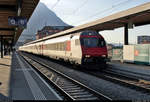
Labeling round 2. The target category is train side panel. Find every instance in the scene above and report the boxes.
[43,36,68,60]
[70,34,82,64]
[42,33,82,64]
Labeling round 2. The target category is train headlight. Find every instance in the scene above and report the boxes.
[102,55,106,57]
[85,55,90,57]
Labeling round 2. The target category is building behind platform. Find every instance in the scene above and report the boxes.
[36,26,73,39]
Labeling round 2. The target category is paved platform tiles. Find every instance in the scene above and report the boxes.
[0,55,12,101]
[0,52,62,100]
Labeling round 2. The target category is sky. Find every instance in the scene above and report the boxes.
[40,0,150,44]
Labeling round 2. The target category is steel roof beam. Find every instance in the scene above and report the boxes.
[0,5,16,12]
[0,28,15,31]
[0,35,13,37]
[135,21,150,26]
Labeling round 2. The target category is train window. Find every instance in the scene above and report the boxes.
[60,43,62,51]
[64,42,66,51]
[45,44,46,50]
[100,39,106,47]
[58,43,60,51]
[50,44,52,50]
[62,42,64,51]
[57,43,59,50]
[52,44,54,50]
[56,43,59,51]
[56,43,58,50]
[55,44,56,50]
[55,43,57,50]
[45,44,47,50]
[47,44,50,50]
[55,43,56,50]
[47,44,49,50]
[61,43,63,51]
[75,39,80,46]
[64,42,67,51]
[62,43,64,51]
[60,43,61,51]
[51,44,53,50]
[81,37,106,48]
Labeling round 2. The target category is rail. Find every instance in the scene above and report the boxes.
[19,52,112,101]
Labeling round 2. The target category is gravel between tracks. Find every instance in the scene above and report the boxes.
[108,62,150,81]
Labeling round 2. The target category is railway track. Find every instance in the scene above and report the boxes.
[84,68,150,94]
[19,52,150,97]
[19,52,112,101]
[107,65,150,81]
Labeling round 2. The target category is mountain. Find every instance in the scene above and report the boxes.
[18,2,69,42]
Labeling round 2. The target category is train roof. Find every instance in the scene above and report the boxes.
[24,30,96,45]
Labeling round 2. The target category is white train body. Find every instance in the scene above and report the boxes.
[19,32,83,64]
[19,30,108,65]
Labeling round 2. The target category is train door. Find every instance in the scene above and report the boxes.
[38,42,43,55]
[39,43,42,55]
[65,40,66,57]
[42,41,46,56]
[65,35,72,60]
[41,43,43,56]
[40,41,45,55]
[35,43,39,54]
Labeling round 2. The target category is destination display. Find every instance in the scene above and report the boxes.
[8,16,27,28]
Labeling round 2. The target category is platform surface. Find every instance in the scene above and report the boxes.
[0,55,11,96]
[0,52,62,100]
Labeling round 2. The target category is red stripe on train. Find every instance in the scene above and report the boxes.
[66,41,71,51]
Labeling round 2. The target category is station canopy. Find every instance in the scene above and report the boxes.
[0,0,39,44]
[28,2,150,44]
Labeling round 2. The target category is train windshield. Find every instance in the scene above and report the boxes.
[81,37,106,48]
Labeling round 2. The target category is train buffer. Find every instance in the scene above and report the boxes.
[0,52,62,100]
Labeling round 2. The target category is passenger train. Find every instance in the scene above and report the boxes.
[19,30,108,67]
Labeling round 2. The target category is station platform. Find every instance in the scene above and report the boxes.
[0,52,62,100]
[0,55,12,101]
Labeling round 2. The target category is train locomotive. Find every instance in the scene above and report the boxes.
[19,30,108,68]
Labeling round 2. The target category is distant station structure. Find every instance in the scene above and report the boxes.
[0,0,39,58]
[138,36,150,44]
[36,26,73,39]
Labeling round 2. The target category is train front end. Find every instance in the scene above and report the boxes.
[80,31,108,67]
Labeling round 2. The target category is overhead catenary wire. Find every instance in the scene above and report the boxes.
[51,0,61,10]
[72,0,89,14]
[71,0,134,25]
[63,0,89,21]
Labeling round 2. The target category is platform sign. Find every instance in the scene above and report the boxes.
[8,16,27,28]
